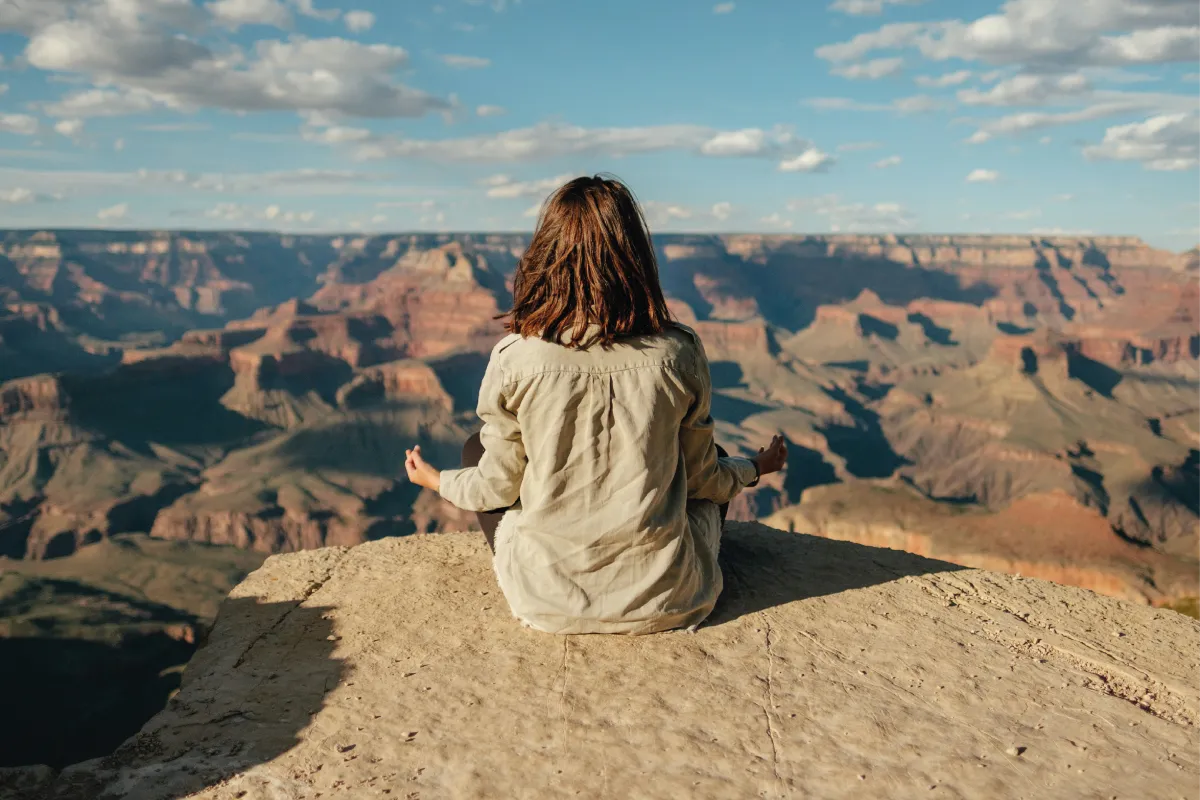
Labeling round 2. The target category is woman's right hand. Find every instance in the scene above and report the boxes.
[753,434,788,476]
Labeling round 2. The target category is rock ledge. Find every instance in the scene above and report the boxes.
[14,523,1199,799]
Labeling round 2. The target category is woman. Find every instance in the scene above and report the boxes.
[404,175,787,635]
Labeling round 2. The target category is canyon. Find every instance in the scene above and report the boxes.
[1,229,1196,609]
[2,227,1197,775]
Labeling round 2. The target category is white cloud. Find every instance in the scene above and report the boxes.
[289,0,339,21]
[817,1,1200,69]
[203,201,316,224]
[21,2,450,121]
[1003,208,1041,220]
[1039,135,1052,144]
[778,148,835,172]
[713,2,735,12]
[476,104,506,117]
[1083,112,1199,170]
[829,0,928,15]
[787,193,915,231]
[962,92,1197,140]
[1053,193,1074,201]
[53,117,83,138]
[805,94,946,113]
[0,187,53,204]
[440,54,491,69]
[97,202,129,220]
[958,73,1091,106]
[306,121,831,168]
[207,0,291,29]
[343,10,374,32]
[0,113,39,135]
[481,173,572,198]
[915,69,972,87]
[966,168,999,182]
[760,212,793,228]
[711,201,733,220]
[832,57,904,79]
[873,155,902,168]
[965,130,992,144]
[114,137,125,151]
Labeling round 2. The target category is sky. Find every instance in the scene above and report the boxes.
[0,0,1197,250]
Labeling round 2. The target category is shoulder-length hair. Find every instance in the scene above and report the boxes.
[501,174,672,349]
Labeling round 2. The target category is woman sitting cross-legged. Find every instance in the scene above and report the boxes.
[404,174,787,635]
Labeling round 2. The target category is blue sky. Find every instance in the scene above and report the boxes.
[0,0,1197,249]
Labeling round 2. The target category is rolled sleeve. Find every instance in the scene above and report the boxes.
[680,338,757,505]
[438,353,526,513]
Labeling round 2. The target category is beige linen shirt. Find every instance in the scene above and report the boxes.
[438,322,758,635]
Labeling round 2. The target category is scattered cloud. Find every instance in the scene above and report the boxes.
[207,0,292,30]
[778,148,835,172]
[97,202,129,220]
[1,187,58,204]
[440,54,491,69]
[476,104,506,117]
[957,73,1091,106]
[805,94,946,113]
[832,57,904,80]
[787,193,915,231]
[713,2,735,13]
[480,173,572,198]
[113,137,125,151]
[818,1,1200,69]
[201,201,316,224]
[873,155,902,168]
[18,2,450,121]
[966,168,999,183]
[711,201,733,221]
[53,118,84,138]
[915,69,972,87]
[759,212,793,229]
[828,0,928,16]
[0,114,39,135]
[303,120,833,170]
[343,10,375,32]
[1053,193,1074,201]
[1083,112,1199,171]
[289,0,340,22]
[1003,208,1041,220]
[138,122,212,132]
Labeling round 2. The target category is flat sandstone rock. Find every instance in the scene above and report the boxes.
[25,522,1200,799]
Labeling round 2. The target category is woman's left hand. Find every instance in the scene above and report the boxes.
[405,445,441,492]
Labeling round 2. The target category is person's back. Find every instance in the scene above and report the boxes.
[404,175,787,634]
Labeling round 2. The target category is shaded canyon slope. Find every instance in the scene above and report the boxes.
[1,230,1197,609]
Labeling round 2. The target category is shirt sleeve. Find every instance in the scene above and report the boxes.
[438,352,526,513]
[679,336,758,504]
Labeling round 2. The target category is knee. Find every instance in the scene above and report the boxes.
[461,431,484,468]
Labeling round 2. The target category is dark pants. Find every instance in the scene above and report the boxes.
[460,433,730,554]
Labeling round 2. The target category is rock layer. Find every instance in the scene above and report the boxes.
[19,523,1199,800]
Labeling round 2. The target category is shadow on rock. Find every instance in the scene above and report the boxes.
[9,597,343,800]
[706,523,966,626]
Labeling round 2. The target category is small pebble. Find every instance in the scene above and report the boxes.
[336,744,355,753]
[857,775,865,781]
[1005,746,1026,757]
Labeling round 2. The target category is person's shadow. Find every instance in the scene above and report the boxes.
[4,597,343,800]
[705,521,966,626]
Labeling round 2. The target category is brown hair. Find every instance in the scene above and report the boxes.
[502,174,672,349]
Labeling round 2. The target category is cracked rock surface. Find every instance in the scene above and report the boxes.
[18,522,1199,799]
